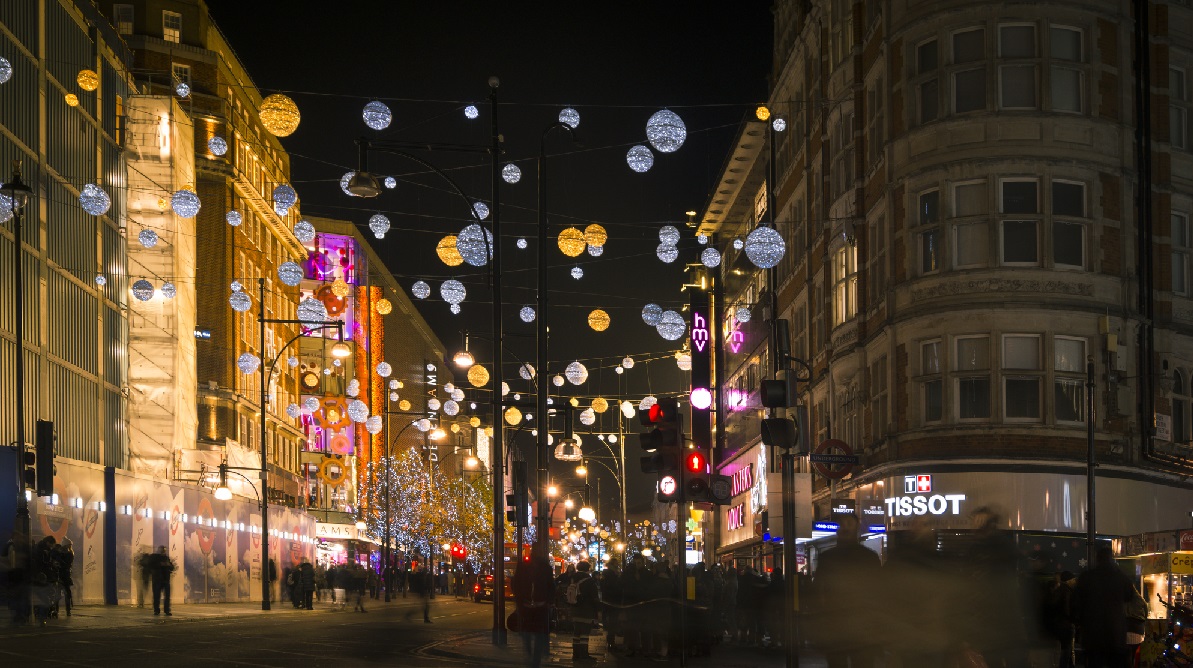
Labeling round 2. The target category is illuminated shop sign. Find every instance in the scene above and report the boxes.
[691,311,709,353]
[731,464,754,497]
[885,474,966,517]
[727,504,746,531]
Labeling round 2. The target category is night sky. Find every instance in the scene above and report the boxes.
[203,0,774,515]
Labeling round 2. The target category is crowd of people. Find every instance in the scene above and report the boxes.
[3,535,75,625]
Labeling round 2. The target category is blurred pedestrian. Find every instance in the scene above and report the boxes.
[148,545,175,616]
[54,539,74,617]
[883,518,953,668]
[600,561,622,647]
[352,563,368,612]
[564,560,600,662]
[512,545,554,668]
[809,513,881,668]
[1072,546,1135,668]
[299,558,315,610]
[963,507,1029,668]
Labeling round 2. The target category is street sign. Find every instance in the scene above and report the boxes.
[811,439,856,480]
[809,453,860,465]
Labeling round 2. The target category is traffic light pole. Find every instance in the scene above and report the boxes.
[675,415,687,668]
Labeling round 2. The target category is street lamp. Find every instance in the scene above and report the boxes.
[453,332,475,368]
[577,506,596,523]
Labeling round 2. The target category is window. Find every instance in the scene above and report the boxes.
[1002,220,1039,264]
[954,69,987,113]
[171,63,191,87]
[1174,212,1190,295]
[1173,68,1188,149]
[1050,27,1084,113]
[920,80,940,124]
[954,181,987,217]
[1003,335,1041,420]
[918,189,940,226]
[955,336,991,419]
[953,29,985,63]
[114,4,134,34]
[832,245,858,325]
[830,113,855,199]
[1053,222,1084,268]
[162,10,181,43]
[917,40,940,124]
[866,79,885,165]
[1054,337,1086,423]
[1052,181,1085,217]
[921,229,940,274]
[999,25,1038,109]
[922,340,943,422]
[954,222,988,268]
[1001,179,1039,213]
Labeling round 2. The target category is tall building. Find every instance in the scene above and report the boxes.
[705,0,1193,570]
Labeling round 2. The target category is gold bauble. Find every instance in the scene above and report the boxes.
[437,235,464,267]
[583,224,608,247]
[470,416,481,428]
[569,397,579,408]
[376,298,393,315]
[557,227,586,257]
[77,69,99,92]
[450,423,461,433]
[64,94,79,107]
[467,365,490,388]
[485,427,494,438]
[591,397,609,413]
[331,277,350,297]
[755,105,771,121]
[504,406,523,426]
[259,93,301,137]
[398,399,412,411]
[587,309,610,332]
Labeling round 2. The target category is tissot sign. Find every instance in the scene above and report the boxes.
[884,474,967,523]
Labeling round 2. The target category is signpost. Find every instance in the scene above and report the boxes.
[810,439,857,479]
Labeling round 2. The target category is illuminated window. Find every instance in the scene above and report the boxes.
[162,10,181,43]
[113,4,133,35]
[831,245,857,326]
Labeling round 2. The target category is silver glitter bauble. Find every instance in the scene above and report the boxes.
[428,398,441,411]
[388,379,399,390]
[565,361,588,385]
[464,105,479,119]
[160,282,176,299]
[553,375,565,387]
[303,396,320,411]
[131,279,154,301]
[389,391,399,402]
[559,107,580,129]
[278,261,303,286]
[362,101,392,130]
[208,136,228,156]
[287,356,299,369]
[641,303,663,326]
[639,395,658,411]
[515,238,527,250]
[229,291,251,312]
[659,225,681,244]
[376,362,392,377]
[626,145,654,173]
[138,229,158,248]
[519,363,535,380]
[412,280,430,299]
[171,189,200,218]
[346,379,360,397]
[175,82,190,98]
[735,306,752,323]
[520,306,535,322]
[587,244,604,257]
[744,225,786,269]
[456,224,493,267]
[230,281,243,292]
[502,163,521,184]
[95,275,107,287]
[293,219,316,243]
[366,415,383,435]
[285,403,301,419]
[415,418,431,432]
[237,352,260,374]
[646,109,686,153]
[472,201,490,220]
[226,210,242,227]
[440,279,466,305]
[571,266,584,280]
[79,184,111,216]
[697,234,709,245]
[701,247,721,268]
[347,399,369,423]
[384,176,397,189]
[340,172,359,197]
[656,243,678,263]
[579,408,596,426]
[272,184,297,214]
[676,352,692,371]
[368,213,390,239]
[443,399,459,416]
[733,238,744,250]
[451,388,464,401]
[450,303,461,314]
[615,366,624,374]
[772,118,787,132]
[0,57,11,84]
[622,356,635,369]
[656,310,686,341]
[297,297,328,322]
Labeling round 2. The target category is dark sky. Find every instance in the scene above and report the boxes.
[203,0,774,516]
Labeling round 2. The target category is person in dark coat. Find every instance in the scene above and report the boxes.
[1072,546,1136,668]
[963,507,1030,668]
[513,546,555,668]
[810,513,881,668]
[54,539,74,617]
[600,562,622,647]
[565,560,601,662]
[148,545,175,616]
[299,559,315,610]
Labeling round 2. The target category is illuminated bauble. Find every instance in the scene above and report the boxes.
[519,363,536,380]
[278,261,303,286]
[755,105,771,121]
[745,225,786,269]
[65,93,79,107]
[621,400,636,419]
[362,100,392,130]
[237,353,260,374]
[559,107,580,129]
[565,361,588,385]
[208,136,228,156]
[0,57,10,84]
[656,310,686,340]
[340,172,359,197]
[450,304,461,314]
[77,69,99,91]
[733,237,744,250]
[587,244,604,257]
[591,397,609,413]
[226,210,242,227]
[293,220,315,244]
[285,403,301,419]
[472,201,490,220]
[519,306,535,323]
[450,423,461,434]
[428,398,441,411]
[735,306,752,323]
[451,388,464,401]
[443,400,459,416]
[588,309,610,332]
[171,189,200,218]
[701,247,721,268]
[502,163,521,184]
[94,274,106,287]
[437,235,464,267]
[347,400,369,423]
[297,297,328,322]
[259,94,301,137]
[569,397,579,407]
[557,227,586,257]
[389,379,400,390]
[639,395,658,411]
[79,184,111,216]
[374,362,391,378]
[175,82,190,98]
[676,351,692,371]
[384,176,397,189]
[464,105,479,119]
[368,213,390,239]
[583,224,608,247]
[516,238,528,249]
[138,229,158,248]
[697,234,709,245]
[399,399,412,411]
[411,280,430,299]
[287,356,300,369]
[505,406,523,426]
[656,243,678,263]
[231,281,243,292]
[131,279,154,301]
[229,291,251,312]
[347,379,360,397]
[467,364,490,387]
[440,279,466,305]
[641,303,663,326]
[580,408,596,426]
[772,117,788,132]
[622,356,635,369]
[645,109,686,153]
[571,266,584,280]
[501,382,510,396]
[365,416,383,435]
[615,366,623,375]
[389,392,399,402]
[303,396,320,412]
[627,145,654,172]
[376,298,392,315]
[553,374,565,387]
[415,418,431,432]
[456,224,493,267]
[470,416,481,428]
[659,225,681,245]
[272,184,297,214]
[160,282,176,299]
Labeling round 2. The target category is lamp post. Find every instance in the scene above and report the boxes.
[3,161,33,623]
[255,277,345,610]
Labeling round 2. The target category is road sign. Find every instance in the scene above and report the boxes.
[811,439,856,480]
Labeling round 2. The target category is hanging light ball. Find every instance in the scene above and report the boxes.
[160,282,176,299]
[389,391,399,402]
[208,136,228,156]
[272,184,297,214]
[470,416,481,428]
[571,266,584,280]
[450,303,462,314]
[339,172,359,197]
[411,280,430,299]
[303,397,320,412]
[285,403,301,419]
[436,235,464,267]
[293,219,316,243]
[443,399,460,416]
[659,225,681,245]
[297,297,328,322]
[501,382,510,396]
[697,234,709,245]
[467,364,490,388]
[579,408,596,426]
[384,176,397,189]
[389,379,401,390]
[557,227,586,257]
[237,352,261,374]
[376,362,393,377]
[744,225,786,269]
[639,396,658,411]
[569,397,580,408]
[414,418,431,432]
[735,305,752,323]
[656,244,678,263]
[229,291,252,312]
[365,415,384,435]
[588,309,610,332]
[583,224,608,247]
[76,183,111,216]
[451,388,465,402]
[171,189,201,218]
[368,213,390,239]
[131,279,154,301]
[733,237,744,250]
[519,306,536,323]
[77,69,99,91]
[347,400,369,423]
[226,210,242,227]
[505,406,523,426]
[65,93,79,107]
[626,145,654,173]
[175,82,190,98]
[519,363,536,380]
[428,397,442,412]
[287,356,300,369]
[398,399,413,412]
[138,229,158,248]
[456,224,493,267]
[587,244,604,257]
[231,281,243,292]
[676,351,692,371]
[376,298,392,315]
[701,247,722,268]
[472,201,490,220]
[552,374,565,387]
[95,274,107,287]
[621,356,635,370]
[277,261,303,286]
[259,93,301,137]
[772,117,788,132]
[565,361,589,385]
[516,238,528,250]
[502,163,521,184]
[645,109,687,153]
[558,107,580,129]
[656,310,686,341]
[331,277,351,298]
[641,303,663,326]
[0,57,10,84]
[347,379,361,397]
[362,100,392,130]
[464,105,479,119]
[440,279,466,305]
[592,397,609,413]
[755,105,772,121]
[621,400,636,419]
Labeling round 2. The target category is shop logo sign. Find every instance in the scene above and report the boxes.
[905,474,932,494]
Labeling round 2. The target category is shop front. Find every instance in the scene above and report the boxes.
[715,442,813,573]
[314,521,379,568]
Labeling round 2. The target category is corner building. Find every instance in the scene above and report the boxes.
[704,0,1193,569]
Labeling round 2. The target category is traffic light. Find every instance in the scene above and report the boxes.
[507,461,528,526]
[681,449,734,505]
[35,420,55,497]
[761,405,810,454]
[638,398,684,502]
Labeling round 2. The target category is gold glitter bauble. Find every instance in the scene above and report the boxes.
[557,227,586,257]
[437,235,464,267]
[259,94,301,137]
[583,224,607,247]
[467,365,490,388]
[587,309,610,332]
[376,298,393,315]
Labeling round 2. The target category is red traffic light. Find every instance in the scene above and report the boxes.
[648,404,664,422]
[685,451,706,473]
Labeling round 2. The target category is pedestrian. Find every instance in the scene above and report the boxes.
[1040,569,1076,668]
[284,566,298,608]
[512,544,554,668]
[963,506,1030,668]
[148,545,175,616]
[136,549,152,608]
[352,563,368,612]
[267,558,278,603]
[32,536,59,623]
[600,561,622,647]
[809,513,881,668]
[882,518,954,668]
[1072,546,1136,668]
[300,558,315,610]
[368,566,379,600]
[54,539,74,617]
[383,561,395,599]
[326,565,338,604]
[314,563,326,603]
[720,566,738,642]
[563,560,600,662]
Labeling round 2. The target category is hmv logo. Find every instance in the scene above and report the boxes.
[691,312,709,353]
[904,474,932,494]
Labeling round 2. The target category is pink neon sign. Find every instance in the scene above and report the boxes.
[691,311,709,353]
[727,321,744,353]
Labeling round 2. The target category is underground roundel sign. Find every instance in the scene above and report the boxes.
[811,439,856,480]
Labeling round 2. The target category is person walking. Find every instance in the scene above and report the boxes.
[352,563,368,612]
[54,539,74,617]
[600,561,622,648]
[148,545,175,616]
[299,558,315,610]
[564,560,600,662]
[418,566,433,622]
[513,545,555,668]
[136,549,152,608]
[1072,546,1136,668]
[810,513,882,668]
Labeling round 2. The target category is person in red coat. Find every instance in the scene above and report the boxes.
[513,546,555,668]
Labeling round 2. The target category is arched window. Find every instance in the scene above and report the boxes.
[1174,370,1189,445]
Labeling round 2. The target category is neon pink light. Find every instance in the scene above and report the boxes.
[690,387,712,410]
[691,312,709,353]
[727,322,744,353]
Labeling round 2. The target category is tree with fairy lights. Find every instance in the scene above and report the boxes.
[366,446,440,561]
